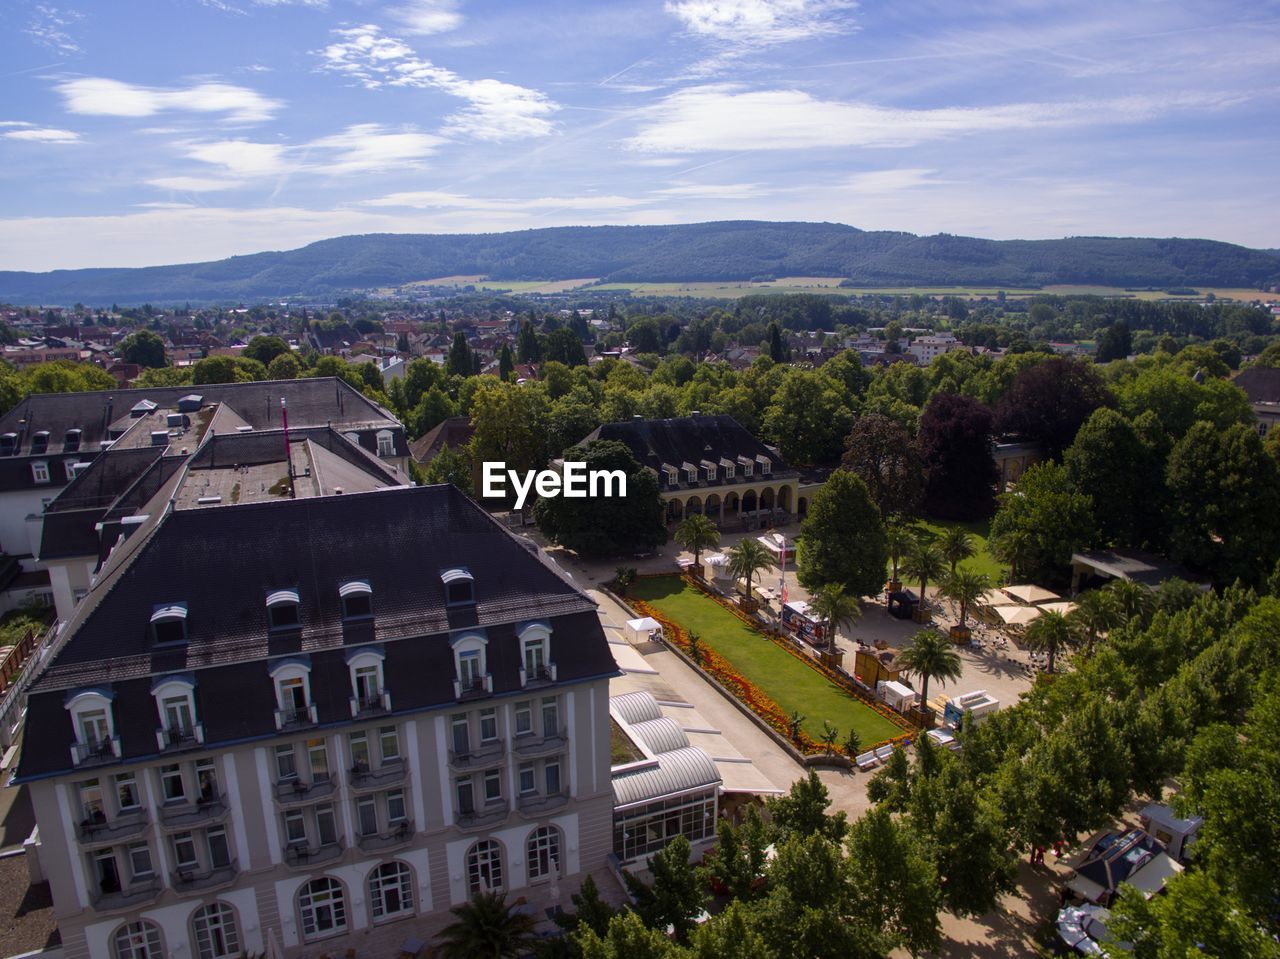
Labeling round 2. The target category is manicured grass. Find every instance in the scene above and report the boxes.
[914,516,1007,583]
[630,576,903,745]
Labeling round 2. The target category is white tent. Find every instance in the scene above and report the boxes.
[624,617,663,644]
[980,588,1018,607]
[994,604,1043,626]
[1003,584,1061,604]
[1039,601,1078,616]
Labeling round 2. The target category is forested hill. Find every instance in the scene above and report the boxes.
[4,221,1279,304]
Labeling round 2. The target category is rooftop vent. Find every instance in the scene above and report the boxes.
[166,413,186,429]
[177,394,203,413]
[196,496,221,505]
[131,399,158,418]
[150,431,169,447]
[236,425,253,433]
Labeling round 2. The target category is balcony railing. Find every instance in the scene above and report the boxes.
[517,790,570,817]
[158,794,228,829]
[284,840,343,869]
[93,877,161,912]
[273,775,336,806]
[78,808,149,845]
[455,800,509,831]
[274,703,318,730]
[519,662,558,688]
[453,674,493,700]
[447,740,504,771]
[172,861,238,893]
[155,723,205,752]
[349,758,406,792]
[71,736,120,768]
[512,728,568,758]
[355,820,414,853]
[349,689,392,718]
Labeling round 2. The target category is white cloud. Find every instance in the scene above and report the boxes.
[147,176,248,192]
[362,191,649,211]
[392,0,463,35]
[317,25,558,140]
[2,126,81,144]
[654,182,764,199]
[27,4,83,55]
[666,0,855,44]
[626,86,1250,152]
[841,169,940,193]
[57,77,282,124]
[305,124,446,173]
[183,140,288,178]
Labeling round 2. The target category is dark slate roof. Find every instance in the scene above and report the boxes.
[409,416,474,465]
[15,484,613,782]
[1075,829,1164,892]
[1071,549,1204,588]
[1233,367,1280,405]
[584,414,795,491]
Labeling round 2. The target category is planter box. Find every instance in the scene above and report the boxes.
[948,626,971,644]
[912,606,932,624]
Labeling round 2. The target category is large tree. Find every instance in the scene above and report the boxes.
[242,334,290,367]
[796,470,888,598]
[622,836,707,945]
[446,331,474,377]
[468,378,550,482]
[896,629,962,709]
[118,329,167,368]
[763,369,855,467]
[673,514,720,569]
[989,461,1096,586]
[1166,421,1280,586]
[917,393,999,520]
[533,439,667,558]
[1063,406,1161,548]
[994,356,1112,459]
[436,891,537,959]
[840,413,924,518]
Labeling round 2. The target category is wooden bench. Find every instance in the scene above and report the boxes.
[855,751,878,771]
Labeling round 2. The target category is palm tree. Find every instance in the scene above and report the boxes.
[940,568,990,634]
[939,526,976,575]
[787,710,806,743]
[897,629,963,717]
[807,583,861,647]
[436,890,537,959]
[727,537,773,601]
[884,519,916,588]
[1023,609,1081,675]
[821,721,839,755]
[991,528,1034,584]
[674,513,720,572]
[1069,588,1124,658]
[1105,578,1154,627]
[902,541,947,619]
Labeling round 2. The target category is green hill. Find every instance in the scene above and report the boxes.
[2,221,1277,304]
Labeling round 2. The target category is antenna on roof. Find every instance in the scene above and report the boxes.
[281,398,295,499]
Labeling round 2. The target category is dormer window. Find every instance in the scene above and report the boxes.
[270,657,315,728]
[756,454,771,476]
[152,675,203,750]
[150,604,188,646]
[518,622,556,686]
[738,455,754,478]
[346,648,390,716]
[376,430,395,457]
[339,580,373,620]
[266,589,301,630]
[720,457,735,479]
[65,689,119,766]
[451,632,490,698]
[30,431,49,455]
[683,462,698,484]
[0,434,16,456]
[64,428,82,451]
[663,465,679,486]
[31,461,50,484]
[441,568,474,606]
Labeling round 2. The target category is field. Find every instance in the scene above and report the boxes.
[630,576,904,746]
[914,516,1006,582]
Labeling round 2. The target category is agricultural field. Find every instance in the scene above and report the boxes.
[630,576,904,746]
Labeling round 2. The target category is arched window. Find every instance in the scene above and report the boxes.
[112,921,163,959]
[298,876,347,941]
[466,839,503,894]
[368,860,414,921]
[191,902,240,959]
[526,825,561,881]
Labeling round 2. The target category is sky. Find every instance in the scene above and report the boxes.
[1,0,1277,272]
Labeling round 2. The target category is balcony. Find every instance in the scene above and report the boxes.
[71,736,120,768]
[453,674,493,700]
[172,861,238,894]
[519,662,558,688]
[274,703,318,730]
[355,820,414,854]
[455,800,509,832]
[447,740,504,772]
[512,728,568,759]
[284,840,343,870]
[93,877,161,912]
[158,794,228,829]
[349,759,406,792]
[517,790,569,818]
[349,689,392,718]
[78,809,149,845]
[154,723,205,753]
[273,776,336,806]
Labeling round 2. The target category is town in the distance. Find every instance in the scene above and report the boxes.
[0,274,1276,959]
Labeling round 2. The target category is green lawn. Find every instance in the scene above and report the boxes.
[630,576,903,746]
[905,516,1006,583]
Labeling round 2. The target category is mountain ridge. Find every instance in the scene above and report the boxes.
[2,221,1278,305]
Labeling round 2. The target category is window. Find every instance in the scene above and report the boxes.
[369,861,414,921]
[466,840,503,894]
[354,665,379,707]
[94,849,121,893]
[31,461,50,484]
[284,810,306,844]
[349,732,370,770]
[316,804,338,846]
[376,430,395,457]
[112,921,163,959]
[527,826,561,881]
[724,464,735,479]
[308,738,329,781]
[159,765,185,803]
[275,744,298,782]
[76,708,110,747]
[195,759,218,803]
[115,774,140,811]
[207,827,231,869]
[514,701,533,736]
[545,759,562,796]
[685,465,698,484]
[483,768,502,804]
[162,695,194,737]
[522,638,546,676]
[340,581,373,620]
[266,589,300,630]
[442,568,474,605]
[453,714,471,756]
[378,725,400,762]
[127,843,153,880]
[172,831,198,868]
[357,797,378,837]
[192,902,240,959]
[518,763,535,796]
[387,789,406,823]
[457,649,482,691]
[455,779,475,815]
[664,466,679,486]
[298,877,347,941]
[276,674,310,726]
[541,697,560,737]
[150,604,188,646]
[79,779,104,821]
[479,708,498,743]
[759,457,771,475]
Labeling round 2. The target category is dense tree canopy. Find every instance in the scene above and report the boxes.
[989,461,1096,586]
[994,356,1112,459]
[918,393,998,520]
[840,413,923,518]
[796,470,888,598]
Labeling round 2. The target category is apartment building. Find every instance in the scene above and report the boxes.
[13,482,619,959]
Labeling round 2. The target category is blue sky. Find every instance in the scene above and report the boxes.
[1,0,1277,271]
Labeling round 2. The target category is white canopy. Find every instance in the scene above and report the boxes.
[994,604,1043,626]
[1003,584,1061,604]
[980,588,1018,607]
[1039,601,1078,616]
